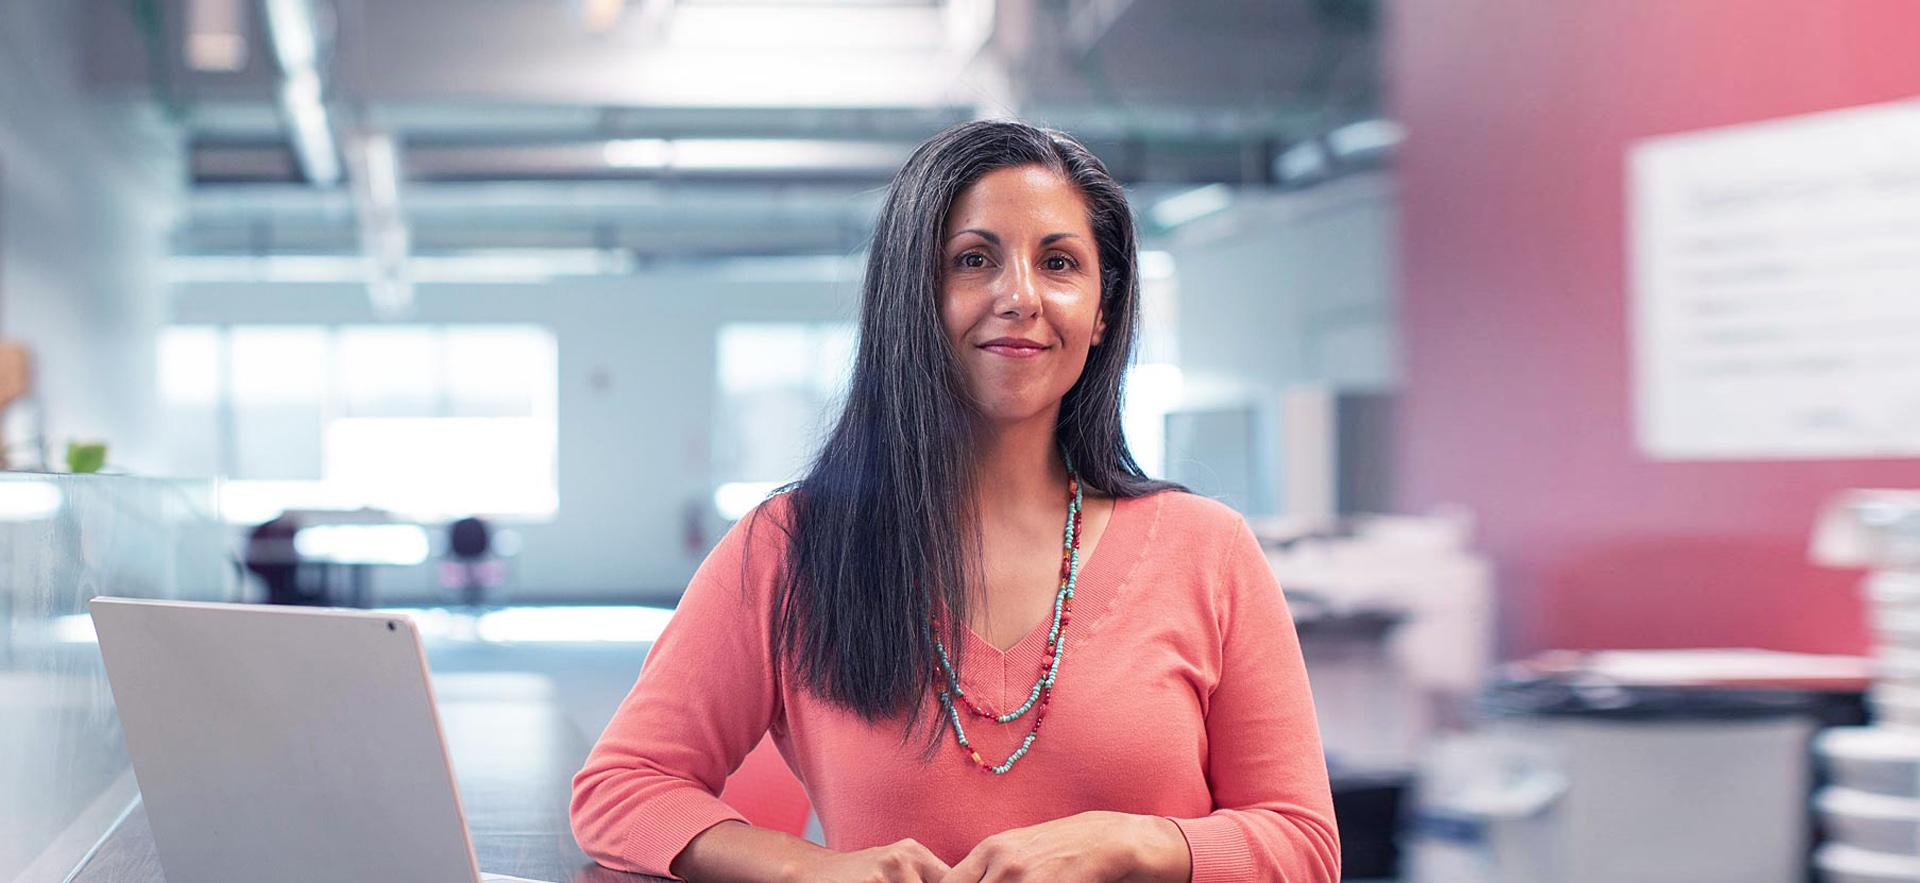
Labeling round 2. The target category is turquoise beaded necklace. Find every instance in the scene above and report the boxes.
[933,441,1083,775]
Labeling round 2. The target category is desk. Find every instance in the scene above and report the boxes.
[68,680,669,883]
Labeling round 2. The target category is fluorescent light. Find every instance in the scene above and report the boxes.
[602,138,912,173]
[262,0,317,70]
[1150,184,1233,229]
[1275,140,1329,183]
[409,248,634,281]
[1327,119,1406,159]
[263,0,339,186]
[604,138,671,169]
[673,138,910,171]
[279,71,340,185]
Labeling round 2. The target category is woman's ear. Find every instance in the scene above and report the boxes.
[1092,303,1108,347]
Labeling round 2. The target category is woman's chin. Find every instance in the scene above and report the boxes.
[970,400,1057,426]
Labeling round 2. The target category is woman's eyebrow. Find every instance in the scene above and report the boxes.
[946,229,1084,246]
[948,228,999,245]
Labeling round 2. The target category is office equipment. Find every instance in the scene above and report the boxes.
[1273,387,1396,519]
[1812,490,1920,873]
[1406,669,1853,883]
[90,597,549,883]
[1248,508,1491,881]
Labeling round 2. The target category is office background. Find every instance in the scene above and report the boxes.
[5,1,1920,881]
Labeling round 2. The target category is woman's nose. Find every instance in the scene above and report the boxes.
[994,259,1041,318]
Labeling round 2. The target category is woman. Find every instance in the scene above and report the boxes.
[571,120,1339,882]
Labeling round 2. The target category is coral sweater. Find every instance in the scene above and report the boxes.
[570,488,1341,881]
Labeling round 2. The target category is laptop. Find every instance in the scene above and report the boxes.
[90,597,550,883]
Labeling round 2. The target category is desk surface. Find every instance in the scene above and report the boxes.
[70,686,668,883]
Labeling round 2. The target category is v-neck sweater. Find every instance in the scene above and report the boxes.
[570,487,1341,882]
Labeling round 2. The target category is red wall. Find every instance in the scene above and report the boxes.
[1388,2,1920,657]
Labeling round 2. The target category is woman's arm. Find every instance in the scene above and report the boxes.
[671,819,823,881]
[571,493,956,882]
[1159,516,1342,883]
[569,496,792,878]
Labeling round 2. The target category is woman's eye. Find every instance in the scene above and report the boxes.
[956,252,988,269]
[1043,255,1075,271]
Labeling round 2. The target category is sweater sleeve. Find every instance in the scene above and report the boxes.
[569,494,791,879]
[1165,514,1342,883]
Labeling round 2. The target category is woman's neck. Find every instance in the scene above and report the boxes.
[970,408,1071,521]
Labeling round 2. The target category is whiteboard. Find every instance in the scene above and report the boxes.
[1629,98,1920,460]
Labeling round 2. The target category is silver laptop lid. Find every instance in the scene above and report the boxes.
[90,597,483,883]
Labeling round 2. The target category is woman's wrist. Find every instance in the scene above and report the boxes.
[1118,813,1192,882]
[671,819,831,882]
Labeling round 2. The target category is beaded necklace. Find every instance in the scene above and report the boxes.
[933,443,1083,775]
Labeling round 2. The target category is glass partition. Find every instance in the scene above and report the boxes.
[0,473,232,879]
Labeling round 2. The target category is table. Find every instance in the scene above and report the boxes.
[67,680,670,883]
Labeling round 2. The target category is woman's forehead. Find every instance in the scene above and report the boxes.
[944,165,1092,236]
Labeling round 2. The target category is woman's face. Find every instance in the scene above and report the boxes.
[939,164,1107,426]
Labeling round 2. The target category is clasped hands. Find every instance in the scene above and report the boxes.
[797,810,1189,883]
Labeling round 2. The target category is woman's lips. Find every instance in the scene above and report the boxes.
[981,344,1048,358]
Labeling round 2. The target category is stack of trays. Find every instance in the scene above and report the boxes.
[1817,572,1920,881]
[1869,573,1920,729]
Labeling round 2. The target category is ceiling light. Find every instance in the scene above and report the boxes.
[1275,141,1330,184]
[1327,119,1406,159]
[604,138,672,169]
[1150,184,1233,229]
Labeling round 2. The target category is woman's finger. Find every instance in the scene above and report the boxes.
[902,836,956,879]
[939,842,990,883]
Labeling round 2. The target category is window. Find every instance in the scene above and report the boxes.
[711,322,856,519]
[158,324,558,523]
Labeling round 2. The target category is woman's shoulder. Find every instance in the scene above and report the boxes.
[730,484,803,546]
[690,488,802,600]
[1134,487,1250,542]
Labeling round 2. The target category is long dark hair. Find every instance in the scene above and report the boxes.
[747,119,1185,749]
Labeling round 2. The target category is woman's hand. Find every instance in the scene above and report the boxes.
[787,837,954,883]
[939,811,1191,883]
